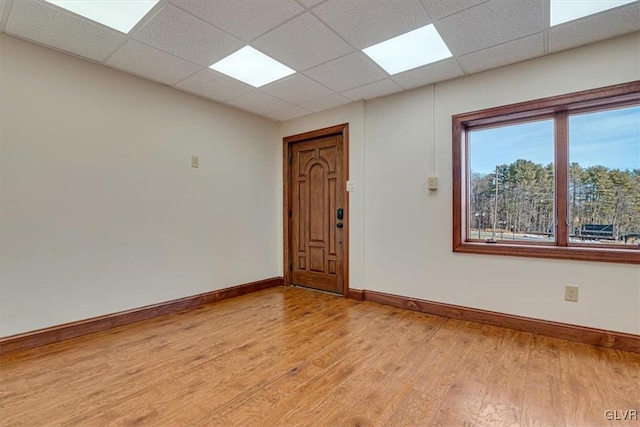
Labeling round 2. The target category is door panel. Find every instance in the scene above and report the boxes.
[290,134,344,294]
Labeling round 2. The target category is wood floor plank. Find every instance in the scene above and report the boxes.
[217,305,410,426]
[559,340,614,427]
[473,329,532,426]
[51,294,352,426]
[313,312,446,426]
[1,287,638,427]
[520,336,566,427]
[587,346,640,424]
[2,293,293,425]
[104,302,374,426]
[199,305,385,426]
[385,319,485,425]
[0,288,284,379]
[295,311,444,426]
[426,325,508,427]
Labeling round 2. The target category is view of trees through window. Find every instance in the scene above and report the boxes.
[469,119,555,242]
[468,105,639,246]
[568,106,640,245]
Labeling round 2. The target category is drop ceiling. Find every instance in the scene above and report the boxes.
[1,0,638,122]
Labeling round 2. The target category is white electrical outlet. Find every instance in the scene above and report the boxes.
[565,285,579,302]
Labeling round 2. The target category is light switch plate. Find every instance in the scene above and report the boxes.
[428,176,438,190]
[346,180,355,192]
[191,155,199,168]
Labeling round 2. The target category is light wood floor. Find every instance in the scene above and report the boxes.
[1,287,639,426]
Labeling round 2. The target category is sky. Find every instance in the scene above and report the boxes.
[469,105,640,175]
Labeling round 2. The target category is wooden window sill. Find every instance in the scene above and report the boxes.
[454,241,640,264]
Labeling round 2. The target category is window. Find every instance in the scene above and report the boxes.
[453,82,640,264]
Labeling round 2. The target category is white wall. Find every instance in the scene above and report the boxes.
[0,34,281,337]
[281,33,640,334]
[2,31,638,338]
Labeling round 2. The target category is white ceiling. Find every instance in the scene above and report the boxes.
[1,0,639,121]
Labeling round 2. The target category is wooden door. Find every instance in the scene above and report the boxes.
[288,132,345,294]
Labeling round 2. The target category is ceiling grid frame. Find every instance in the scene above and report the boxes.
[1,0,637,121]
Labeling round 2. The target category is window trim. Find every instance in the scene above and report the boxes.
[453,81,640,264]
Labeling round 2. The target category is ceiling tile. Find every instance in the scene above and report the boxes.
[253,13,353,71]
[265,105,311,121]
[169,0,303,42]
[133,4,244,67]
[420,0,488,20]
[261,74,333,104]
[0,0,7,20]
[299,93,352,112]
[549,2,640,53]
[174,69,254,102]
[459,33,544,74]
[296,0,326,7]
[106,40,201,85]
[313,0,431,49]
[5,0,126,62]
[435,0,544,56]
[392,58,464,89]
[341,79,403,101]
[304,52,386,92]
[226,91,293,115]
[5,0,635,122]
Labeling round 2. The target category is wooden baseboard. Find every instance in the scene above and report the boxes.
[347,289,364,301]
[0,277,284,355]
[363,289,640,354]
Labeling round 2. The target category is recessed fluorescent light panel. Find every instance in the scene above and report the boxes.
[209,46,295,88]
[550,0,637,26]
[45,0,160,33]
[363,24,452,75]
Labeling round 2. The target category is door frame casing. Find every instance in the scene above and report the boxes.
[283,123,349,297]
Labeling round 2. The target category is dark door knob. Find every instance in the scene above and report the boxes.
[336,223,343,229]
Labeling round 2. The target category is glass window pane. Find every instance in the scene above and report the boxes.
[468,119,555,242]
[569,105,640,246]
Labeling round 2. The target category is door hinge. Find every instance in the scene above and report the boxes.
[289,210,292,218]
[289,262,292,271]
